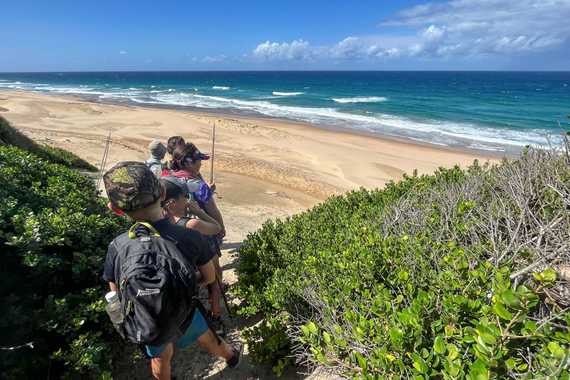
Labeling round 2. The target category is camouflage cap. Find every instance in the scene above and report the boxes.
[103,161,161,212]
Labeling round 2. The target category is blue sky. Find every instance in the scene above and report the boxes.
[1,0,569,71]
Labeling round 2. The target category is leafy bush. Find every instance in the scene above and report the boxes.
[0,116,97,171]
[0,145,127,378]
[237,148,570,379]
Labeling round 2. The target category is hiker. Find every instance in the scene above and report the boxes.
[170,142,225,241]
[160,176,222,236]
[165,136,186,169]
[170,143,227,332]
[145,140,167,178]
[160,176,226,333]
[102,162,242,380]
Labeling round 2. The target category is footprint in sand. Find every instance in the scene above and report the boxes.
[0,106,9,112]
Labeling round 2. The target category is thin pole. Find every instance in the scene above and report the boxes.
[210,122,216,183]
[97,130,112,189]
[217,276,232,318]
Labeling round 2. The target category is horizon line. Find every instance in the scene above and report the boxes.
[1,69,570,74]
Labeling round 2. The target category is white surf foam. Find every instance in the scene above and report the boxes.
[149,92,554,148]
[212,86,230,90]
[332,96,388,104]
[272,91,304,96]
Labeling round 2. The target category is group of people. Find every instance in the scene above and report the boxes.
[102,136,240,380]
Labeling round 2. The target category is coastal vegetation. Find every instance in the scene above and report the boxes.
[237,146,570,378]
[0,118,126,378]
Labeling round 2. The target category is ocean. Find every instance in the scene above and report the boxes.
[1,71,569,153]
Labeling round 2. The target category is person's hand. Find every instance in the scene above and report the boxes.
[186,200,203,216]
[209,182,217,192]
[218,226,226,240]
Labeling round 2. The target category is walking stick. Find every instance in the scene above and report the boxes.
[210,122,216,183]
[97,130,112,190]
[209,122,232,317]
[217,276,233,317]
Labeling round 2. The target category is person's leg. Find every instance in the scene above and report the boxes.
[150,343,174,380]
[197,329,234,360]
[208,279,222,317]
[175,307,243,368]
[213,254,223,279]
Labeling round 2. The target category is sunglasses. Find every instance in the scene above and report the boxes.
[183,151,210,164]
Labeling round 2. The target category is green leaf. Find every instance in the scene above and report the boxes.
[476,329,497,346]
[547,342,565,359]
[505,358,516,370]
[322,331,331,345]
[447,344,460,361]
[307,321,318,335]
[434,336,446,354]
[468,360,489,380]
[354,352,367,370]
[533,268,557,283]
[412,353,428,374]
[499,289,520,307]
[493,302,513,320]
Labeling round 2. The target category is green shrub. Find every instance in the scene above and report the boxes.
[0,145,127,378]
[237,149,570,379]
[0,116,97,171]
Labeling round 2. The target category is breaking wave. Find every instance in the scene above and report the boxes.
[332,96,388,104]
[272,91,304,96]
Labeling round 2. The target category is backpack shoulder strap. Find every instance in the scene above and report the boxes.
[128,222,160,239]
[175,217,191,228]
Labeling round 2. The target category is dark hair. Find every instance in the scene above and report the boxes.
[160,178,186,206]
[171,143,198,171]
[167,136,186,155]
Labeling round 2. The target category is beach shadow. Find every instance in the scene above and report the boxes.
[221,241,242,251]
[221,260,239,271]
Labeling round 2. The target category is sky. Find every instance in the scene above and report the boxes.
[1,0,569,71]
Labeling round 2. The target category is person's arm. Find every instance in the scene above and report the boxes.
[186,219,221,236]
[109,282,118,292]
[181,228,216,286]
[186,201,221,235]
[203,198,225,237]
[197,260,216,286]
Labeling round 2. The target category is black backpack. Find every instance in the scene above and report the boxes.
[111,222,197,346]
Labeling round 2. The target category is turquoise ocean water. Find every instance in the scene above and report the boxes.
[0,71,569,153]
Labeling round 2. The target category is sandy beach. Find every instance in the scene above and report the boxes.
[0,89,497,378]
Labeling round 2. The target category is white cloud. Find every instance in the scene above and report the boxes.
[252,0,570,63]
[386,0,570,57]
[119,50,128,55]
[252,40,313,61]
[202,55,226,63]
[330,36,404,59]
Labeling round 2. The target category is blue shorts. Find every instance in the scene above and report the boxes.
[144,310,209,358]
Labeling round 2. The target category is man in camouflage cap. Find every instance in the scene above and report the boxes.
[104,161,161,212]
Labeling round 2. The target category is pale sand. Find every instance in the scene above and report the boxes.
[0,90,497,379]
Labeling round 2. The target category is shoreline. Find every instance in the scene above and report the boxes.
[2,88,508,159]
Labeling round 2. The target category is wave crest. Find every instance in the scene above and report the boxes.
[212,86,230,90]
[332,96,388,104]
[272,91,304,96]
